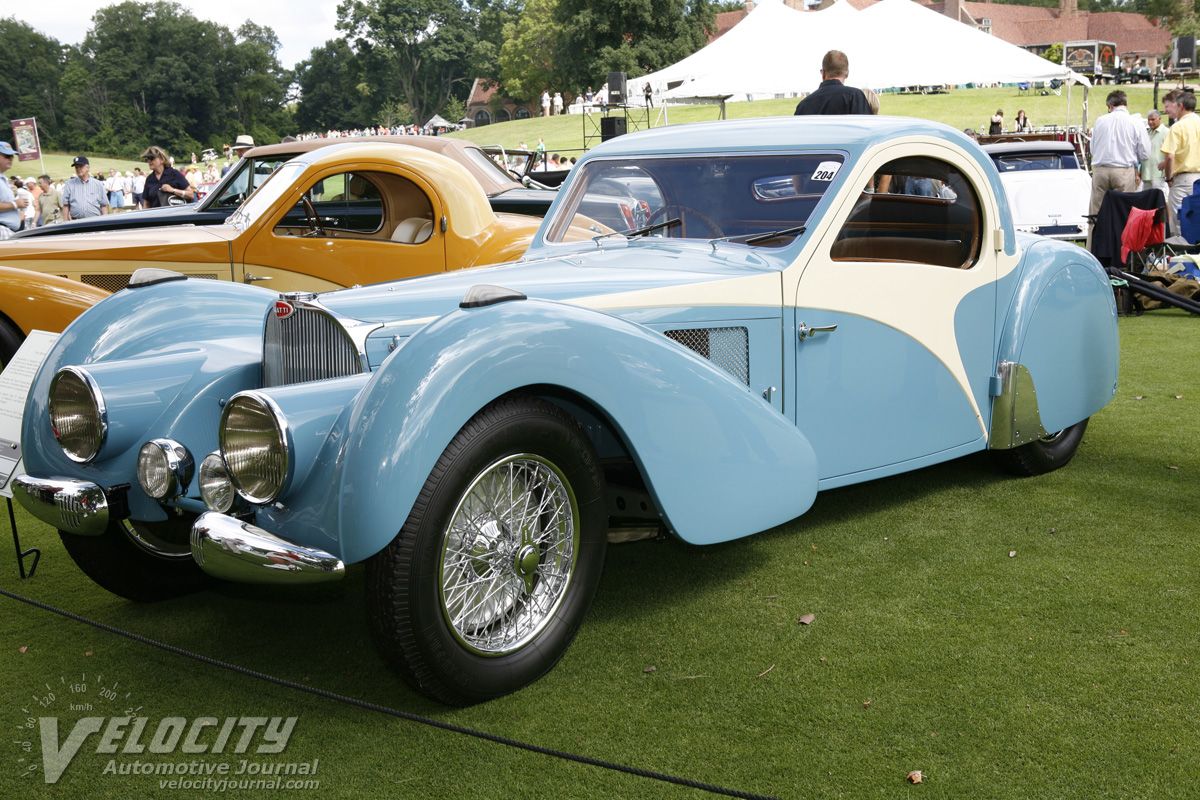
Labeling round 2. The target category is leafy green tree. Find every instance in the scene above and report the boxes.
[474,0,522,88]
[552,0,717,90]
[498,0,560,101]
[1042,43,1063,64]
[293,39,367,132]
[442,96,467,124]
[336,0,480,125]
[28,1,292,157]
[230,22,294,141]
[0,18,67,149]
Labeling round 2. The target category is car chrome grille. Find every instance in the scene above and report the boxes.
[665,327,750,385]
[263,307,364,387]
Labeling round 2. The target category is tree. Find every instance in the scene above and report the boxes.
[553,0,717,90]
[474,0,522,88]
[60,1,291,157]
[336,0,480,125]
[293,40,367,132]
[0,18,67,149]
[229,22,294,141]
[498,0,560,101]
[1042,43,1063,64]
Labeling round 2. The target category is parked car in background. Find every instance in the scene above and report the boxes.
[15,117,1118,707]
[0,142,576,294]
[0,266,109,365]
[983,141,1091,241]
[13,136,554,240]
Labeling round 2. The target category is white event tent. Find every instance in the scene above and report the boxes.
[643,0,1087,107]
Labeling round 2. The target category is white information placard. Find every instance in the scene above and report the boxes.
[0,330,60,498]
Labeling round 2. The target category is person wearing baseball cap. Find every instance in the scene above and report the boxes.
[0,141,30,235]
[62,155,109,220]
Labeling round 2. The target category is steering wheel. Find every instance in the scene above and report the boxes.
[300,196,326,238]
[645,204,722,239]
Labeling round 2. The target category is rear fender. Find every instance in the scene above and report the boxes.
[992,239,1118,443]
[259,298,819,563]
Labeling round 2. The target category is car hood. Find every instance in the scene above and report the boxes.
[14,204,202,238]
[0,224,238,257]
[318,239,780,326]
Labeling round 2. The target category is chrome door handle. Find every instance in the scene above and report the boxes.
[244,273,273,283]
[797,322,837,341]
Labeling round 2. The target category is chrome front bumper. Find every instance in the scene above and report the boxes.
[191,512,345,584]
[11,475,110,535]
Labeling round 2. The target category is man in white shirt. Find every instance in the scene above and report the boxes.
[1088,90,1150,249]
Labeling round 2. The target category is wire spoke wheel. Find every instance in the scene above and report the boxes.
[367,394,607,706]
[441,455,578,655]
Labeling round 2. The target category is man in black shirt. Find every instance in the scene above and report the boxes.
[794,50,872,116]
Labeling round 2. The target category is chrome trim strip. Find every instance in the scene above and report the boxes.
[12,475,110,536]
[191,511,344,584]
[989,361,1050,449]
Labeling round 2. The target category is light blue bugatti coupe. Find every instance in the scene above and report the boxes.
[15,116,1119,705]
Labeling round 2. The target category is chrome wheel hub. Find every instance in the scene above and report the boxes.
[439,455,579,656]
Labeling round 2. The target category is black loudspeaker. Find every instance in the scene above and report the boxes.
[607,72,627,105]
[1174,35,1195,70]
[600,116,627,141]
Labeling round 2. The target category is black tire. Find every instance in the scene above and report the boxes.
[990,419,1089,477]
[366,394,607,706]
[0,314,26,369]
[59,515,215,602]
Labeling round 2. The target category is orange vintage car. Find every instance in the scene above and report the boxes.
[0,266,110,364]
[0,142,555,295]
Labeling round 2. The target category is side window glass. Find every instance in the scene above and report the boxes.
[278,172,384,234]
[832,156,982,269]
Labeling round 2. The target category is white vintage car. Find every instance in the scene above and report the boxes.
[983,141,1092,241]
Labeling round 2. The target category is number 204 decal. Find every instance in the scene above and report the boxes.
[811,161,841,181]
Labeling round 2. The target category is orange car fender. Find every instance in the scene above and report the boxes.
[451,214,542,268]
[0,265,110,335]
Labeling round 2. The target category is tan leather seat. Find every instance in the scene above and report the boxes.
[392,217,433,244]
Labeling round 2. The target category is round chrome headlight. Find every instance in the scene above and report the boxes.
[198,451,238,513]
[137,439,193,500]
[219,393,290,504]
[48,367,107,463]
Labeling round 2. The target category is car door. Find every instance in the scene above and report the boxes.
[788,142,1004,487]
[238,166,446,292]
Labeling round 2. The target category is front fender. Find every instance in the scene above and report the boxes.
[21,278,276,520]
[995,238,1119,437]
[0,265,110,335]
[261,298,819,563]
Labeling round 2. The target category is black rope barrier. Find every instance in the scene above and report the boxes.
[1,586,780,800]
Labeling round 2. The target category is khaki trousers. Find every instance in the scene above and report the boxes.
[1087,165,1139,250]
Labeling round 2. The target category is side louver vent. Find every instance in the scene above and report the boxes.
[263,306,364,388]
[664,326,749,385]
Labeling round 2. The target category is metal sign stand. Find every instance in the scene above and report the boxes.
[8,498,38,578]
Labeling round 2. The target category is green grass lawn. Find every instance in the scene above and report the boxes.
[3,310,1198,799]
[447,84,1170,157]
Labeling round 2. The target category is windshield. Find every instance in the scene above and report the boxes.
[993,152,1080,172]
[228,162,308,228]
[201,154,296,210]
[462,147,522,193]
[544,153,846,245]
